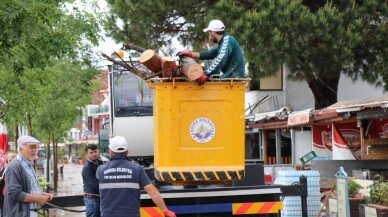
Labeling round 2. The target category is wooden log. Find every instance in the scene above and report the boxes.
[180,57,203,80]
[161,57,177,78]
[140,50,162,73]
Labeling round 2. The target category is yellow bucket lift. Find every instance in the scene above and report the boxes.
[148,78,249,184]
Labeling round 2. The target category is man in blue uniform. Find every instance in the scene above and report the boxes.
[178,19,245,85]
[82,144,103,217]
[96,136,175,217]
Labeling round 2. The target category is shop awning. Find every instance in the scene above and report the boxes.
[327,94,388,112]
[287,109,312,126]
[251,107,291,122]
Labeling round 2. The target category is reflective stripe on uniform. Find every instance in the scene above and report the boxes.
[99,182,140,189]
[205,35,230,74]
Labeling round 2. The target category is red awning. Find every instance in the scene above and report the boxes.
[288,109,312,126]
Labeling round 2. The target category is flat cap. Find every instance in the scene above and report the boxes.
[17,135,41,147]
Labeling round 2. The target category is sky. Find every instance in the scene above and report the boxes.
[97,36,122,69]
[95,1,122,69]
[64,0,122,69]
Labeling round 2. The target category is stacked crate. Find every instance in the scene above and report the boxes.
[275,170,321,217]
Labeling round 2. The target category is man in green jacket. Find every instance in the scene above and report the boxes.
[178,19,245,85]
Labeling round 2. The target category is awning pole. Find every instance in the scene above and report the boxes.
[276,129,281,165]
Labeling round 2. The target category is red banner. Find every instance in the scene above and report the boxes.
[313,125,332,150]
[0,134,8,153]
[367,119,388,139]
[332,124,359,160]
[0,124,8,169]
[313,122,360,152]
[332,124,347,149]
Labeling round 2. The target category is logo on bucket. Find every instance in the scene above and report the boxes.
[190,117,216,143]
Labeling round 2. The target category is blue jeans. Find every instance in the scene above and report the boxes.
[84,197,100,217]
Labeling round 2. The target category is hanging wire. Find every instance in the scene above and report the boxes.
[313,73,338,94]
[296,98,314,110]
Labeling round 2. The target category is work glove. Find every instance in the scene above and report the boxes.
[163,210,176,217]
[176,51,193,58]
[196,74,207,85]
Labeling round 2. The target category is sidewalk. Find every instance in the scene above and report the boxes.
[47,164,85,217]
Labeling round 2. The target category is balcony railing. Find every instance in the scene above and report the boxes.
[88,105,109,116]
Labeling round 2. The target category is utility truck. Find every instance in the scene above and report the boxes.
[42,60,309,217]
[44,59,309,216]
[102,62,308,217]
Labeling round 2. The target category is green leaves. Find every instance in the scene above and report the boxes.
[0,0,101,142]
[366,175,388,206]
[0,0,101,72]
[30,61,98,139]
[103,0,215,51]
[101,0,387,106]
[210,0,387,90]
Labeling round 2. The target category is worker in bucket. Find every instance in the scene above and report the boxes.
[177,19,245,85]
[96,136,176,217]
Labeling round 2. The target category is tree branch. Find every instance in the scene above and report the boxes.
[122,43,146,53]
[144,72,162,80]
[101,53,149,79]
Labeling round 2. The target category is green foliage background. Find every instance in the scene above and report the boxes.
[0,0,102,145]
[104,0,387,108]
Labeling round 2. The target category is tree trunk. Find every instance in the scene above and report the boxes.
[161,57,177,78]
[179,56,203,80]
[140,50,162,73]
[26,113,32,136]
[13,123,19,151]
[53,133,58,192]
[46,134,50,184]
[308,73,340,109]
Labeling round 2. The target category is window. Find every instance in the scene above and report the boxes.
[112,63,153,117]
[245,129,261,160]
[259,65,283,90]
